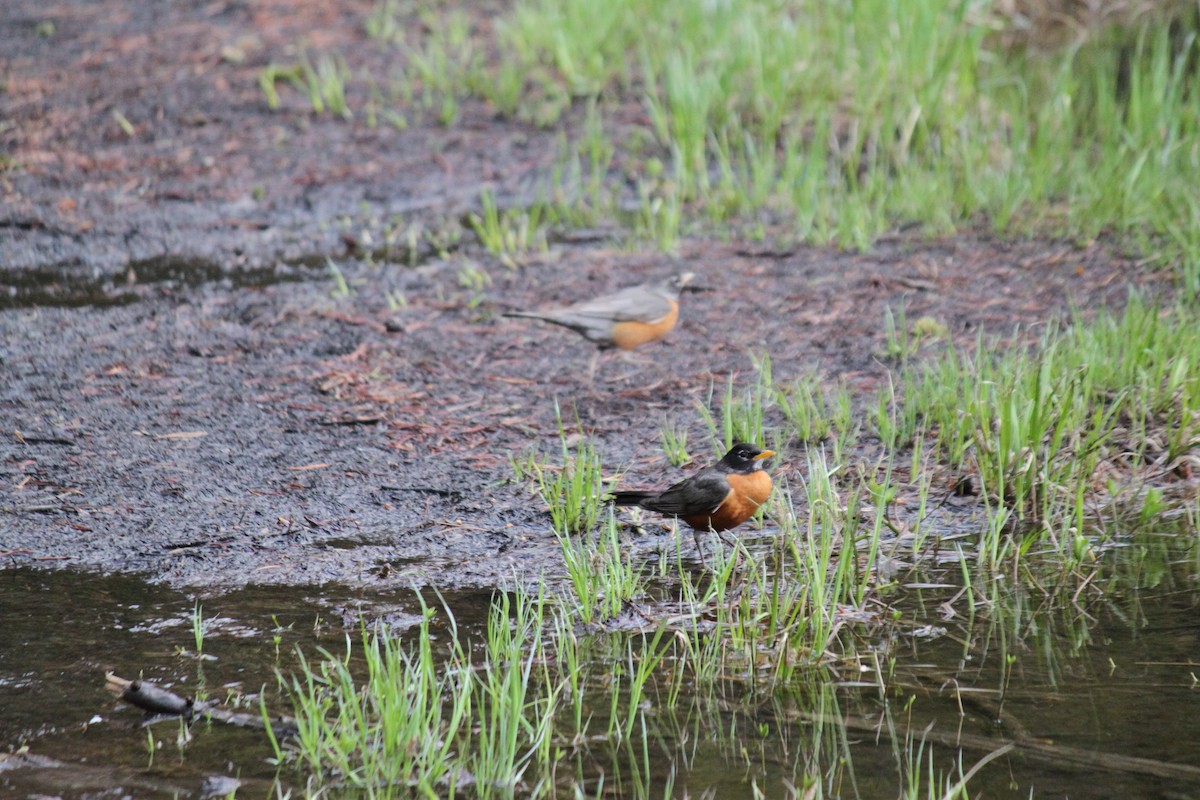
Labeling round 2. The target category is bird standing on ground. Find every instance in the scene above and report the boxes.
[610,442,775,557]
[504,272,695,381]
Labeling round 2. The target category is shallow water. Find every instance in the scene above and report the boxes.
[0,569,327,796]
[2,533,1198,798]
[0,255,330,309]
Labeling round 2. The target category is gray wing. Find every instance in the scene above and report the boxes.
[524,309,617,344]
[565,283,674,323]
[639,470,730,516]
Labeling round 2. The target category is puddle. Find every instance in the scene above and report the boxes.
[0,234,440,310]
[0,255,329,310]
[2,532,1199,798]
[0,569,413,798]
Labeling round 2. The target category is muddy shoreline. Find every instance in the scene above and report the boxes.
[0,0,1170,589]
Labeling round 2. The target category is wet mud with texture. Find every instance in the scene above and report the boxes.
[0,0,1170,589]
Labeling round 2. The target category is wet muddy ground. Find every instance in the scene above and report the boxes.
[0,0,1173,589]
[1,235,1159,588]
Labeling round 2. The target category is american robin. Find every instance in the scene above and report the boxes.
[610,442,775,555]
[504,271,695,353]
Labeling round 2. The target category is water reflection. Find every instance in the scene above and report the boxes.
[1,526,1198,798]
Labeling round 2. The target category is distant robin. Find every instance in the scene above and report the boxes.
[504,272,695,379]
[610,442,775,556]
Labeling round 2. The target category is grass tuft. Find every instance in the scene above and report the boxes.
[467,191,550,269]
[897,295,1199,535]
[513,412,610,537]
[556,510,645,624]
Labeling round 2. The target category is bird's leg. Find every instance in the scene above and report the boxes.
[691,527,708,568]
[615,349,663,384]
[610,354,671,401]
[586,350,600,392]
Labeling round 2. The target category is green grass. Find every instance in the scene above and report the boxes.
[556,510,646,624]
[697,353,856,460]
[324,257,354,298]
[890,296,1199,547]
[282,599,473,793]
[260,35,1200,767]
[883,303,928,366]
[472,589,558,794]
[311,0,1200,279]
[259,53,352,118]
[274,440,1200,799]
[191,601,206,655]
[697,355,774,457]
[364,0,402,42]
[657,419,691,466]
[455,259,491,309]
[774,373,856,454]
[466,191,550,269]
[512,412,611,536]
[539,437,605,535]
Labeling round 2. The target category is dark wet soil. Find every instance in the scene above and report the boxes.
[1,233,1162,589]
[0,0,1176,590]
[2,0,550,279]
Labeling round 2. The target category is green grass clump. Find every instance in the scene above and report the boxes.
[557,510,646,624]
[896,296,1199,539]
[278,589,573,797]
[698,355,856,460]
[774,374,856,456]
[472,590,558,792]
[697,355,777,457]
[190,601,206,655]
[512,417,610,536]
[467,191,550,269]
[1063,296,1200,463]
[281,600,473,793]
[402,9,481,125]
[657,419,692,467]
[699,372,769,457]
[259,53,353,118]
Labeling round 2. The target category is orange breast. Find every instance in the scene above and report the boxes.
[681,471,773,532]
[609,302,679,350]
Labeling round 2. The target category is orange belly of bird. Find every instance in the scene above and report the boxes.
[609,303,679,350]
[682,471,773,532]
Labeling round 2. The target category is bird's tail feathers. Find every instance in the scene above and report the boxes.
[608,490,655,506]
[503,310,573,327]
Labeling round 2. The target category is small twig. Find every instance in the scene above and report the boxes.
[12,434,77,446]
[10,505,65,514]
[382,485,463,498]
[318,416,384,426]
[105,673,297,738]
